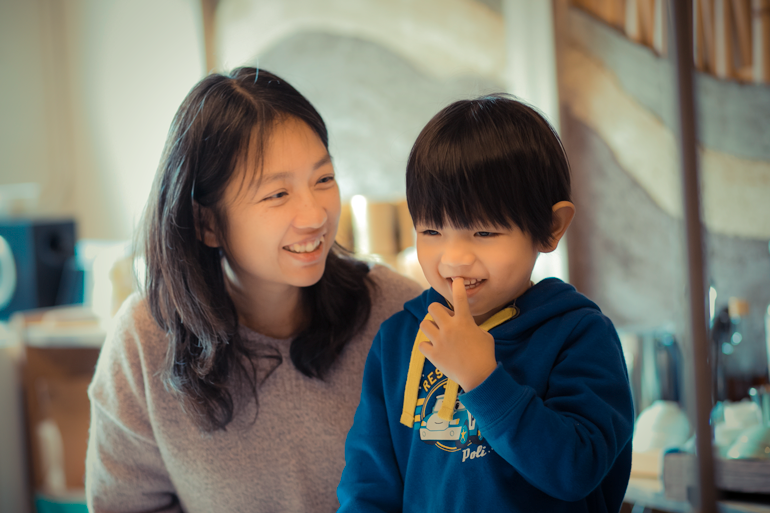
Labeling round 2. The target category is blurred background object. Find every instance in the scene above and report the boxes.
[0,219,76,321]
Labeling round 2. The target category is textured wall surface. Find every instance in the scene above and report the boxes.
[561,43,770,240]
[568,8,770,162]
[563,9,770,381]
[216,0,505,83]
[256,32,503,202]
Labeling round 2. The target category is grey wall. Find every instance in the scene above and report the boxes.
[255,32,503,202]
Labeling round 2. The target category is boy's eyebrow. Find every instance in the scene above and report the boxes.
[259,154,333,185]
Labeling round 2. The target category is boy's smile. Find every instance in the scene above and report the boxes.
[445,277,486,296]
[416,223,541,325]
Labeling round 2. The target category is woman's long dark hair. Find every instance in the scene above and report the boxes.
[142,67,373,432]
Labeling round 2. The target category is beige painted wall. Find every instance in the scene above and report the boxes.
[0,0,68,213]
[1,0,204,240]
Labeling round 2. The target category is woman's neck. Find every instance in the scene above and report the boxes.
[223,259,306,339]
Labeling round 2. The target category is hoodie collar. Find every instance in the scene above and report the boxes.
[403,278,600,342]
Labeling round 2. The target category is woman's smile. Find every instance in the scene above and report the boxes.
[283,236,325,263]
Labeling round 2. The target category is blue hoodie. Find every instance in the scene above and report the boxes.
[338,278,634,513]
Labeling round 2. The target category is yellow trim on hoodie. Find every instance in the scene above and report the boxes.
[400,305,519,428]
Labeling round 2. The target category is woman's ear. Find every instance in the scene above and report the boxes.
[540,201,575,253]
[194,203,220,248]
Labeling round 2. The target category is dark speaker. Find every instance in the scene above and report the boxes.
[0,219,76,320]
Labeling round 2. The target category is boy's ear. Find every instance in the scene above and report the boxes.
[539,201,575,253]
[194,203,220,248]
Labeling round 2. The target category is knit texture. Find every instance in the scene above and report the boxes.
[85,265,422,513]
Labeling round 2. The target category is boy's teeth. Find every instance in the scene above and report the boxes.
[286,239,322,253]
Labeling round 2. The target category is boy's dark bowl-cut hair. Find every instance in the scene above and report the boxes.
[406,94,571,248]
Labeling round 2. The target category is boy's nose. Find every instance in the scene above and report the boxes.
[440,245,476,271]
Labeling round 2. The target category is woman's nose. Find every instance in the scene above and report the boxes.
[293,192,327,230]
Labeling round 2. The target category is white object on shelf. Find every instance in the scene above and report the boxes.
[633,400,691,453]
[37,418,67,495]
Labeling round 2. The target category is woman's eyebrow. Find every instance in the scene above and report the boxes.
[313,154,332,170]
[260,171,291,185]
[260,155,332,185]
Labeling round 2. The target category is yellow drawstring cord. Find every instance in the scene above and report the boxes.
[400,305,518,427]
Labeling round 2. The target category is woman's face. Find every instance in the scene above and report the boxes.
[213,117,340,292]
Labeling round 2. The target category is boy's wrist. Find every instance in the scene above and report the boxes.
[459,359,498,392]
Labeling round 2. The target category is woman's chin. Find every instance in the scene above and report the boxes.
[288,262,327,288]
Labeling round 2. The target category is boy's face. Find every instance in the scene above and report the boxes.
[415,222,540,325]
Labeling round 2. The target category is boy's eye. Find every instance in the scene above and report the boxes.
[421,230,440,236]
[475,231,496,237]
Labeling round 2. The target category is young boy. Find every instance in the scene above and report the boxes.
[337,96,634,512]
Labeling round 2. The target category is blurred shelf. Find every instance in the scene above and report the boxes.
[625,477,770,513]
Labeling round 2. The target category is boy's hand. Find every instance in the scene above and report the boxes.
[419,277,497,392]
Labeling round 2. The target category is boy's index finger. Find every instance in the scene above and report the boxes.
[451,277,471,319]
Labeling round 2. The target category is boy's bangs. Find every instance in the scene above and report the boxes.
[406,95,571,246]
[407,156,521,232]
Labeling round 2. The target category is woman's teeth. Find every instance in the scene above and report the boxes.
[285,239,322,254]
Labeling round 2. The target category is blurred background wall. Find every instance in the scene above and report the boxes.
[559,4,770,389]
[1,0,205,240]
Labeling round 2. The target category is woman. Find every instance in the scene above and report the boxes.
[85,68,421,512]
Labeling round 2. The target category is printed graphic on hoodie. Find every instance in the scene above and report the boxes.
[414,370,488,457]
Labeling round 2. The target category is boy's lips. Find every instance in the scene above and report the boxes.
[445,277,487,296]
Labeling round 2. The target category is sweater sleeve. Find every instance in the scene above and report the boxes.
[459,313,634,502]
[85,299,182,512]
[337,330,404,513]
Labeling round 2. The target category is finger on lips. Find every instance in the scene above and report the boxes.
[451,277,471,316]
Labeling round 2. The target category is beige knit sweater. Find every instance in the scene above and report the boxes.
[85,265,421,512]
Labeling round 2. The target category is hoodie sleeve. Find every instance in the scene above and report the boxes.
[459,312,634,502]
[338,330,404,513]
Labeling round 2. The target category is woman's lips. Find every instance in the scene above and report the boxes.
[284,239,324,264]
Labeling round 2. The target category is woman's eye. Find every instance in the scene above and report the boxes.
[264,191,288,201]
[318,175,335,185]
